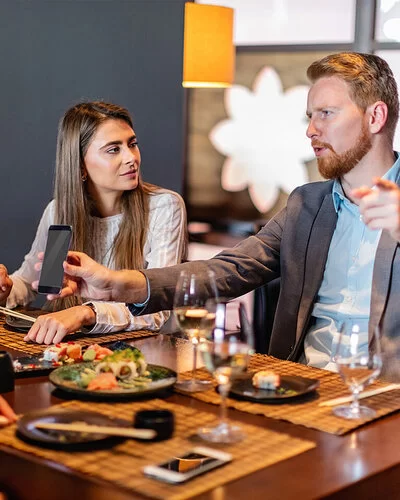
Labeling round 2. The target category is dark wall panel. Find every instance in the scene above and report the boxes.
[0,0,186,271]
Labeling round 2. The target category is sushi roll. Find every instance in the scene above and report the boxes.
[116,361,138,380]
[137,357,148,376]
[95,361,118,376]
[252,370,280,390]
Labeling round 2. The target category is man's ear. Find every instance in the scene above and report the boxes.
[367,101,388,134]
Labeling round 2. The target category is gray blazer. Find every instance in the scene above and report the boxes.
[141,180,400,360]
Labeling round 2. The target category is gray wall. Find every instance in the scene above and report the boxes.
[0,0,186,271]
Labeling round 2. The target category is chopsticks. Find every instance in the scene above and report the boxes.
[0,306,36,323]
[34,422,156,439]
[319,383,400,407]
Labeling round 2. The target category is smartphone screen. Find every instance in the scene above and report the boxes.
[159,452,218,473]
[143,447,232,483]
[38,225,72,294]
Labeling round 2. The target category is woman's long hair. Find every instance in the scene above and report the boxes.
[50,101,158,309]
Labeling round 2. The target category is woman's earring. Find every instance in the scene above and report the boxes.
[81,171,88,182]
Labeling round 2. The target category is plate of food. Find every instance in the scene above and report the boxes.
[229,370,320,403]
[13,342,116,377]
[17,408,131,449]
[49,347,177,399]
[4,313,43,333]
[5,315,33,332]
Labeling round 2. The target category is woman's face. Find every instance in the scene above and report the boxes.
[83,118,141,199]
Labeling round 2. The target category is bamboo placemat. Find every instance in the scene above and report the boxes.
[0,399,315,500]
[0,319,158,355]
[176,354,400,435]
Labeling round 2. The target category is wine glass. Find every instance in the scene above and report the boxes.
[173,270,218,392]
[332,324,382,419]
[198,338,251,443]
[204,298,252,345]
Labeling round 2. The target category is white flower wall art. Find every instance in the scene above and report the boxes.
[209,66,314,213]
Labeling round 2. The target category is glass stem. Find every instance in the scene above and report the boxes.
[191,338,198,384]
[219,383,231,424]
[350,390,360,416]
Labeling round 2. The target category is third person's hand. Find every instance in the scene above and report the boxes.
[0,265,13,305]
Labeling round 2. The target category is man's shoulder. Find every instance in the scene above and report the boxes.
[289,180,334,203]
[293,179,333,194]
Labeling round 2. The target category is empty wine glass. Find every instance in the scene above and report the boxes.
[332,324,382,419]
[173,270,218,393]
[198,338,251,443]
[203,298,253,345]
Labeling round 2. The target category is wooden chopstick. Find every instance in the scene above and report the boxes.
[0,306,36,323]
[34,422,156,439]
[319,383,400,407]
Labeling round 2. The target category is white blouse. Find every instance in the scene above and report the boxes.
[7,189,187,334]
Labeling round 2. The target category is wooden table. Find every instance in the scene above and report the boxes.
[1,335,400,500]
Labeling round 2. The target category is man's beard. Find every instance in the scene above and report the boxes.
[314,123,372,180]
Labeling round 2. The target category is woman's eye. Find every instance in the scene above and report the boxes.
[107,146,120,153]
[129,141,138,149]
[321,110,331,117]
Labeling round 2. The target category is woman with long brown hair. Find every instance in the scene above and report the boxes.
[0,101,187,344]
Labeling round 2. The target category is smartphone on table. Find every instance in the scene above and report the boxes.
[38,225,72,295]
[142,446,232,484]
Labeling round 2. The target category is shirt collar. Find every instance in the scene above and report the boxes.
[332,151,400,213]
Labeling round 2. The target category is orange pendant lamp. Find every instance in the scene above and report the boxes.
[182,2,235,88]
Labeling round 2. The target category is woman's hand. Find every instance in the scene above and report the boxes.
[0,396,17,427]
[0,265,13,305]
[23,305,96,345]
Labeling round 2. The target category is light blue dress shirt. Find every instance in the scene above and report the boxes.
[302,153,400,371]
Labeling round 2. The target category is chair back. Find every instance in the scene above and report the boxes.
[253,278,280,354]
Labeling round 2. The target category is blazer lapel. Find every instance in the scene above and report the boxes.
[370,231,398,334]
[296,194,337,343]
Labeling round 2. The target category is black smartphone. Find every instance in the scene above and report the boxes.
[142,446,232,484]
[38,225,72,295]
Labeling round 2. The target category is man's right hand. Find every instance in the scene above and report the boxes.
[33,251,148,304]
[353,177,400,242]
[0,264,13,305]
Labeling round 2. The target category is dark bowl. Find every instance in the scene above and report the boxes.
[133,409,174,441]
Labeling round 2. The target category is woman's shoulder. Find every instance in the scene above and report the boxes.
[45,199,56,210]
[40,199,56,221]
[148,188,185,211]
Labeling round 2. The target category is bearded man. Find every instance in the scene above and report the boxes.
[29,53,400,371]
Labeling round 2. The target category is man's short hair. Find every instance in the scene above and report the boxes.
[307,52,399,140]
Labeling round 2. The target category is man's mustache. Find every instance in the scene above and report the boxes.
[311,141,335,152]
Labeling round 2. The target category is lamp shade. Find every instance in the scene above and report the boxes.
[183,2,235,88]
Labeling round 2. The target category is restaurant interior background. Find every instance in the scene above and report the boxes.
[187,0,400,238]
[1,0,400,273]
